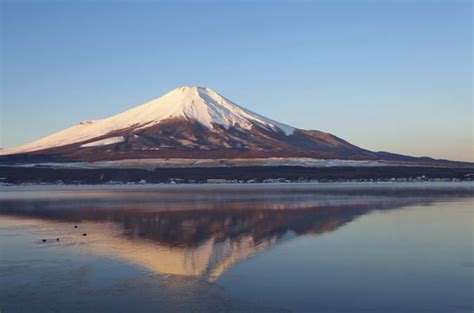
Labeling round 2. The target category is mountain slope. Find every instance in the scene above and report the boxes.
[0,86,294,156]
[0,86,466,166]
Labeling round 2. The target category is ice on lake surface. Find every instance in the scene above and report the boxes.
[0,182,473,313]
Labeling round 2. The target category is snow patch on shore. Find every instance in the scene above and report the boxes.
[3,158,396,170]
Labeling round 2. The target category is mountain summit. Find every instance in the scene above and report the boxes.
[0,86,455,165]
[1,86,294,156]
[142,86,295,135]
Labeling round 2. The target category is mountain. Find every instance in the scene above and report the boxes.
[0,86,465,166]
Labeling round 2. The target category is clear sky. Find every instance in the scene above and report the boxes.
[1,0,472,161]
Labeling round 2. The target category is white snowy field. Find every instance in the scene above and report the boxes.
[0,157,397,170]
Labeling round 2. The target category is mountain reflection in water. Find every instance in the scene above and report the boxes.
[0,184,471,281]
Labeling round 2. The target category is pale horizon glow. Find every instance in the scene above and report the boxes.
[1,1,472,162]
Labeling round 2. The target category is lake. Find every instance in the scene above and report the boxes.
[0,182,472,313]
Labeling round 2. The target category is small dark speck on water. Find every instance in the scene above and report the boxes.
[83,233,87,236]
[74,225,78,228]
[42,239,46,242]
[56,238,60,241]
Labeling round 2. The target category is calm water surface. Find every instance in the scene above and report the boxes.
[0,183,472,313]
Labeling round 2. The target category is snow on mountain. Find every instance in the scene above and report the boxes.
[80,136,125,148]
[0,86,294,155]
[2,86,459,167]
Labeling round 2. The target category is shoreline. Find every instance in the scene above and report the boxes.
[1,165,473,186]
[1,180,473,191]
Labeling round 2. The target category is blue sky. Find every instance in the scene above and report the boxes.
[1,0,472,161]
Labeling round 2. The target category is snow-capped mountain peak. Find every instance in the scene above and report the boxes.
[131,86,294,134]
[0,86,294,155]
[0,87,465,166]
